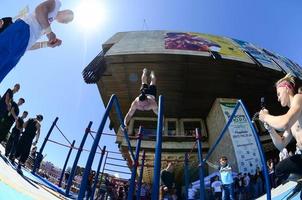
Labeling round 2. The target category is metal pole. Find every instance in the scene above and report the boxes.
[90,146,106,200]
[58,140,75,187]
[78,95,116,199]
[184,152,189,200]
[196,128,205,200]
[65,121,93,196]
[32,117,59,174]
[204,102,241,162]
[127,127,143,200]
[99,151,109,192]
[239,100,271,200]
[136,150,146,200]
[151,95,164,200]
[114,97,136,160]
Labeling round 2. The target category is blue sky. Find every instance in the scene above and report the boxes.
[1,0,302,179]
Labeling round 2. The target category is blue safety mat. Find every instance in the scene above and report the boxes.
[257,182,301,200]
[21,168,77,199]
[273,189,301,200]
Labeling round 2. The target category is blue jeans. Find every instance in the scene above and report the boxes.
[222,183,234,200]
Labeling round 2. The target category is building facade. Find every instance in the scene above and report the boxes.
[83,31,302,184]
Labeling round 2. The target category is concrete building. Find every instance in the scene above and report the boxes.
[83,31,302,184]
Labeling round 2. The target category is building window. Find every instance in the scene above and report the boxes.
[167,121,177,136]
[132,118,157,138]
[183,121,201,136]
[180,119,208,141]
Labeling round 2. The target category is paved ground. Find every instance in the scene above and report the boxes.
[0,145,68,200]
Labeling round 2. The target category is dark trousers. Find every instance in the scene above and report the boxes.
[5,130,20,158]
[222,183,234,200]
[275,155,302,184]
[0,122,11,143]
[15,137,33,163]
[86,185,92,200]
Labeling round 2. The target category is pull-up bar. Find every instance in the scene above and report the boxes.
[54,124,72,146]
[78,95,135,199]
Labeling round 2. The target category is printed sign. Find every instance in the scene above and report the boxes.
[220,102,262,174]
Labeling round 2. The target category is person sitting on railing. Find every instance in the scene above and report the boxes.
[206,156,235,200]
[124,68,158,128]
[259,73,302,191]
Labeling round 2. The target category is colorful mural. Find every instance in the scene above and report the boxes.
[164,32,302,79]
[164,32,250,61]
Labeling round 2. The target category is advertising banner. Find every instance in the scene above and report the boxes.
[220,102,262,174]
[232,39,282,71]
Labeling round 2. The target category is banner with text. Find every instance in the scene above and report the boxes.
[220,102,262,174]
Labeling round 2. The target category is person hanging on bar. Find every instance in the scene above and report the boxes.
[124,68,158,128]
[259,73,302,195]
[15,114,43,172]
[0,0,74,83]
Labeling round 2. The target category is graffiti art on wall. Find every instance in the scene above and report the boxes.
[165,32,221,52]
[164,32,302,78]
[164,32,251,62]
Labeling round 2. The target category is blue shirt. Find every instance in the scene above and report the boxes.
[219,164,233,185]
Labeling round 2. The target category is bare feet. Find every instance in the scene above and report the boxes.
[150,70,155,78]
[143,68,148,74]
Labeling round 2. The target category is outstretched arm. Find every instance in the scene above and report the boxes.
[259,95,302,131]
[205,160,219,170]
[124,101,137,126]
